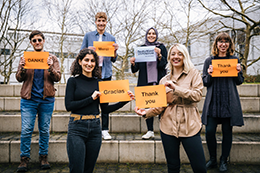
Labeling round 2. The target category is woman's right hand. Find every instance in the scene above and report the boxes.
[207,65,213,76]
[92,91,101,100]
[134,107,147,116]
[130,57,135,66]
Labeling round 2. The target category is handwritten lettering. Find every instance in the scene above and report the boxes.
[98,48,109,51]
[137,49,154,56]
[220,70,228,74]
[217,64,231,68]
[145,99,155,105]
[28,58,44,63]
[141,91,158,97]
[104,89,125,95]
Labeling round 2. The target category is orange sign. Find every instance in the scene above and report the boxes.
[212,59,238,77]
[93,41,114,57]
[135,85,167,108]
[99,80,131,103]
[24,52,49,69]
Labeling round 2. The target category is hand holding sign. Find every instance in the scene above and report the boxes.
[92,91,101,100]
[134,107,147,116]
[164,81,176,90]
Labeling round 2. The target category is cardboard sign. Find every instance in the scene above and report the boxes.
[24,52,49,69]
[212,59,238,77]
[134,46,156,62]
[135,85,167,108]
[93,41,114,57]
[99,80,130,103]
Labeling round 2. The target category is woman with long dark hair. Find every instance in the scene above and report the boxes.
[65,48,134,173]
[130,27,167,139]
[202,32,244,172]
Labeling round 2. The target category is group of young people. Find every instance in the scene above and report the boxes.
[15,11,244,173]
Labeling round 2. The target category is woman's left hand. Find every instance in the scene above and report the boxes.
[237,63,242,73]
[154,47,161,57]
[127,91,135,100]
[164,81,176,90]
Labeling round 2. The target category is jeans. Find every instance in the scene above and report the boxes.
[67,117,102,173]
[206,116,233,160]
[20,99,54,158]
[160,131,207,173]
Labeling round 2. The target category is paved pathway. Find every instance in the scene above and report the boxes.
[0,163,260,173]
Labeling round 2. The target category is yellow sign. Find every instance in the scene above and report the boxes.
[135,85,167,108]
[93,41,114,57]
[24,52,49,69]
[212,59,238,77]
[99,80,131,103]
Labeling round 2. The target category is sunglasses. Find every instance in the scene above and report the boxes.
[32,38,43,43]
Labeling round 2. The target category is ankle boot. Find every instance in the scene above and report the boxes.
[206,157,217,169]
[17,156,29,172]
[39,155,51,170]
[219,157,228,172]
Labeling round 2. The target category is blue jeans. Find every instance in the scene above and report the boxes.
[67,117,102,173]
[20,99,54,158]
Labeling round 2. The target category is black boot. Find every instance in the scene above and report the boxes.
[206,157,217,169]
[219,156,228,172]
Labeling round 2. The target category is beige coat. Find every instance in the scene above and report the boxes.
[145,68,203,137]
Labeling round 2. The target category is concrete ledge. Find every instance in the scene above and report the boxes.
[1,114,260,133]
[0,141,10,162]
[3,140,260,164]
[4,97,20,111]
[0,98,4,111]
[97,141,118,163]
[119,141,154,163]
[0,85,14,97]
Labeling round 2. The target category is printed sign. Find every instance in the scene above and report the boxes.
[93,41,114,57]
[99,80,131,103]
[212,59,238,77]
[135,85,167,108]
[24,52,49,69]
[134,46,156,62]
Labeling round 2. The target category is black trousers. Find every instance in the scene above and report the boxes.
[206,116,233,160]
[160,131,207,173]
[101,76,112,130]
[145,117,154,131]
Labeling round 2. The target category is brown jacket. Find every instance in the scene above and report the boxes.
[16,53,61,99]
[145,68,203,137]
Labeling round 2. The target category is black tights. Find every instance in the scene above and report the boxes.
[160,131,207,173]
[206,116,233,160]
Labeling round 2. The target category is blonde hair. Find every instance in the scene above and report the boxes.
[166,43,194,74]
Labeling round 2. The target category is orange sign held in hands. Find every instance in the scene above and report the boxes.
[212,59,238,77]
[135,85,167,108]
[24,52,49,69]
[93,41,114,57]
[99,80,131,103]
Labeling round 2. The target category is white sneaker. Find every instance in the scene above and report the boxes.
[102,130,112,140]
[142,131,154,140]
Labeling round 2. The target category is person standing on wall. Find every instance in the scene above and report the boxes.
[16,30,61,172]
[80,12,119,140]
[202,32,244,172]
[130,27,167,140]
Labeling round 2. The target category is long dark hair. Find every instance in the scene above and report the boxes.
[70,48,101,78]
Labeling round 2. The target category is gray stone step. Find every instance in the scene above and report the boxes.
[0,132,260,164]
[1,96,260,112]
[0,112,260,133]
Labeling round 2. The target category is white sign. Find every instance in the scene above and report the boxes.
[134,46,156,62]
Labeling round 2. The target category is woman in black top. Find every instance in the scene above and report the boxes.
[130,27,167,140]
[65,48,134,173]
[202,32,244,172]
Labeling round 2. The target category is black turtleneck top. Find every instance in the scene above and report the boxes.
[65,74,127,115]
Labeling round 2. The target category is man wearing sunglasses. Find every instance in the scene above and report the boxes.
[16,30,61,172]
[80,12,119,140]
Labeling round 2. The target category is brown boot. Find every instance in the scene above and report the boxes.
[39,155,51,170]
[17,156,29,172]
